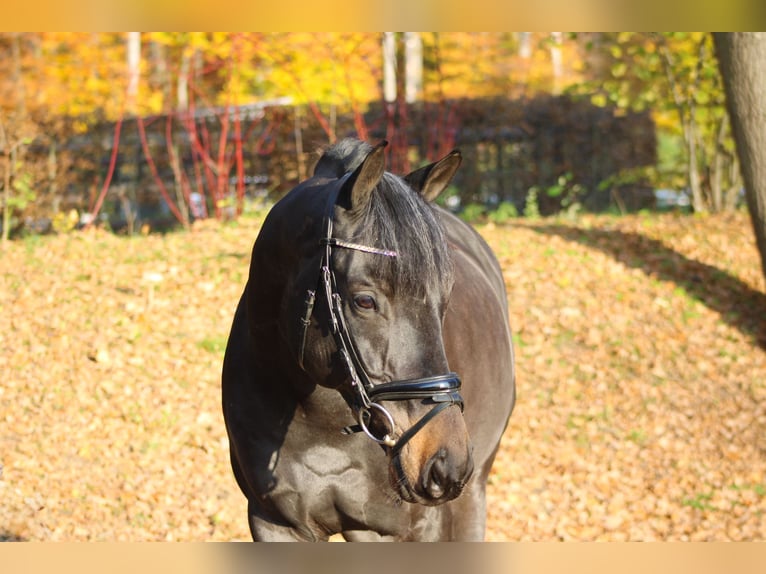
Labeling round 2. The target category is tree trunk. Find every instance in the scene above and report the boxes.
[293,106,306,181]
[686,115,706,213]
[725,154,741,211]
[48,142,59,213]
[549,32,564,94]
[709,113,728,213]
[404,32,422,104]
[11,34,25,116]
[659,39,706,213]
[714,33,766,284]
[151,40,170,109]
[382,32,397,104]
[518,32,532,59]
[178,48,190,112]
[127,32,141,113]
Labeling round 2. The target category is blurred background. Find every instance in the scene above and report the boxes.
[3,32,766,543]
[0,32,741,237]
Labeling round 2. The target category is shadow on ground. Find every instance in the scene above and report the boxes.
[529,224,766,349]
[0,530,26,542]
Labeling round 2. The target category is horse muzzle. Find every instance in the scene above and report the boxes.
[391,430,474,506]
[420,445,475,502]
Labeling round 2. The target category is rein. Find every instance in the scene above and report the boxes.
[296,177,464,452]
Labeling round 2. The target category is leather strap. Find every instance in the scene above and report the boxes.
[295,172,465,450]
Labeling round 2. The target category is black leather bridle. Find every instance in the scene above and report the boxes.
[296,176,464,454]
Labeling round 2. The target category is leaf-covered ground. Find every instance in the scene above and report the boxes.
[1,212,765,541]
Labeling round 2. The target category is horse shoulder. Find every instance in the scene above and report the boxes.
[437,208,515,465]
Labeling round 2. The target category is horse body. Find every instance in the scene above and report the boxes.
[222,139,515,541]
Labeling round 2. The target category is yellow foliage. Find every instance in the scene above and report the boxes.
[257,33,381,106]
[51,209,79,234]
[2,32,590,126]
[423,32,584,100]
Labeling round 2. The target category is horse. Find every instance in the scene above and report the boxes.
[222,138,515,541]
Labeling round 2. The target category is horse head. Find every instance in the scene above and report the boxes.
[278,139,472,506]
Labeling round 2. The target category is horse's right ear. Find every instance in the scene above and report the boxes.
[337,140,388,213]
[404,149,462,202]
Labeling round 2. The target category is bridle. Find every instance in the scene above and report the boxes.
[296,175,464,454]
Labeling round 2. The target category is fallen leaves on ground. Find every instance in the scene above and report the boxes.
[1,211,765,541]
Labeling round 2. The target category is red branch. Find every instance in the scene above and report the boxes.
[182,109,217,214]
[215,105,230,217]
[89,113,123,223]
[136,115,186,225]
[165,114,193,214]
[234,110,244,216]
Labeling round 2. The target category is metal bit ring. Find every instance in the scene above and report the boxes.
[358,403,396,447]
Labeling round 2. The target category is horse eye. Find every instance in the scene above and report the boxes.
[353,294,377,311]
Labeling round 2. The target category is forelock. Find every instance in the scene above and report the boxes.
[355,173,453,297]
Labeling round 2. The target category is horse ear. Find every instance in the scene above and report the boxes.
[337,140,388,212]
[404,149,462,203]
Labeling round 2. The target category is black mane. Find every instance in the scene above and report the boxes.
[315,138,453,297]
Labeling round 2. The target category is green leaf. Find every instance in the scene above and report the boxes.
[546,184,564,198]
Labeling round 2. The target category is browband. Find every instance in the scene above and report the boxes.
[319,238,398,258]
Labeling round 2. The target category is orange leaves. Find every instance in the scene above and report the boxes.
[482,211,766,540]
[1,212,766,540]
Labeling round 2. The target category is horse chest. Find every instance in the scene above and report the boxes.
[268,439,410,536]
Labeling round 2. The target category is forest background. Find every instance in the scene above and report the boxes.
[0,32,745,238]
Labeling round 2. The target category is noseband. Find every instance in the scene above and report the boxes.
[297,176,464,454]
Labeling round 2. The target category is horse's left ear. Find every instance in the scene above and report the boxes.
[404,149,462,203]
[337,140,388,213]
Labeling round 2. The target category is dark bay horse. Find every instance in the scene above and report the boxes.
[222,138,515,541]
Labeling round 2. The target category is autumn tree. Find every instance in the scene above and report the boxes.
[1,34,39,242]
[421,33,582,101]
[714,32,766,284]
[0,32,616,230]
[573,32,740,213]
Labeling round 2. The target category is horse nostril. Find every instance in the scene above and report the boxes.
[422,449,449,499]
